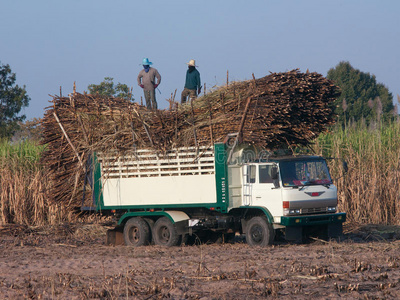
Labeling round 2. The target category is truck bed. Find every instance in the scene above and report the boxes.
[95,146,221,208]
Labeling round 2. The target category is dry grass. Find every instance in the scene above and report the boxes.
[0,140,77,226]
[0,166,77,226]
[313,120,400,225]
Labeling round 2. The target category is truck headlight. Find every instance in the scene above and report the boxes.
[284,209,300,215]
[327,206,337,212]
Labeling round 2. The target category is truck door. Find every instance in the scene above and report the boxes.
[250,164,283,218]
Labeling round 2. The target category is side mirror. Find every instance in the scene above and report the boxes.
[271,166,280,188]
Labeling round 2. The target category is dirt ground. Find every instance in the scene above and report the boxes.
[1,223,400,300]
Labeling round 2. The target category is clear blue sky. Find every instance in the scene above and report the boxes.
[1,0,399,120]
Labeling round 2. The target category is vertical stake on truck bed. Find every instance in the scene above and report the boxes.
[190,100,198,151]
[208,99,214,145]
[227,95,252,163]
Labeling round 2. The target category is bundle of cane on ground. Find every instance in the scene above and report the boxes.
[40,69,340,206]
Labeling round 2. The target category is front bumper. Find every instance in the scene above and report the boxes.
[280,212,346,227]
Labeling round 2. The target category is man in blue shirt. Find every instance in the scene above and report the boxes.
[181,59,201,104]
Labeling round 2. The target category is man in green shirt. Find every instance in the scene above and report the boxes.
[181,59,201,104]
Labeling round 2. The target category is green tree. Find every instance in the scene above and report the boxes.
[87,77,133,101]
[327,61,394,125]
[0,62,30,138]
[12,118,42,142]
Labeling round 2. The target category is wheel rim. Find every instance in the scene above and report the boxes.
[129,227,140,243]
[250,225,264,244]
[159,226,170,243]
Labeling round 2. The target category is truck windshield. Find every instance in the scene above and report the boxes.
[279,160,332,187]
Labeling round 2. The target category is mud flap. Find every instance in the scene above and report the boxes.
[174,220,189,235]
[106,227,124,246]
[328,223,343,238]
[285,226,303,242]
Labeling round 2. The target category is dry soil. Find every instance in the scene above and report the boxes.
[1,223,400,299]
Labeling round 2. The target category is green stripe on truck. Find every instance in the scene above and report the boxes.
[214,143,229,213]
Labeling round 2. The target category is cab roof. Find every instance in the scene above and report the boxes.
[263,155,326,163]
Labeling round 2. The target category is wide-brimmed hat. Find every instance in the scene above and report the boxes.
[142,58,153,65]
[186,59,197,67]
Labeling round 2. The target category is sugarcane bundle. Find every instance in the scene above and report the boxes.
[176,69,339,149]
[40,69,340,206]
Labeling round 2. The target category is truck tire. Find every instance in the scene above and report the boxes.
[245,216,275,246]
[152,217,180,247]
[123,217,150,246]
[143,218,155,244]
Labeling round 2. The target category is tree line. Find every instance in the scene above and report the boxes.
[0,60,398,140]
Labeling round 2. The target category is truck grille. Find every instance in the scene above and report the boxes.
[301,207,328,214]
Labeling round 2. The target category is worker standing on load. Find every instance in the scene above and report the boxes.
[137,58,161,109]
[181,59,201,104]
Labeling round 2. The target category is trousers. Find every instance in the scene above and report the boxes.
[143,89,157,109]
[181,88,197,104]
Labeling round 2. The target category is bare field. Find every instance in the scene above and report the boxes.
[1,223,400,299]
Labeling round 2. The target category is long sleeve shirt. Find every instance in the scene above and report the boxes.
[137,67,161,91]
[184,68,201,90]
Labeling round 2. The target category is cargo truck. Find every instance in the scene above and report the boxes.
[90,142,346,247]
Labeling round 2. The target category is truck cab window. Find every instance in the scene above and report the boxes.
[246,165,256,183]
[259,165,273,183]
[280,160,332,187]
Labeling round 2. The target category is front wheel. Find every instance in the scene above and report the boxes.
[152,217,180,247]
[245,216,275,246]
[123,217,150,246]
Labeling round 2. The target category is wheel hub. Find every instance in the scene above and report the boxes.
[251,225,263,243]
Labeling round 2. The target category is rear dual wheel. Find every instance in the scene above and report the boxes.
[124,216,182,247]
[152,217,180,247]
